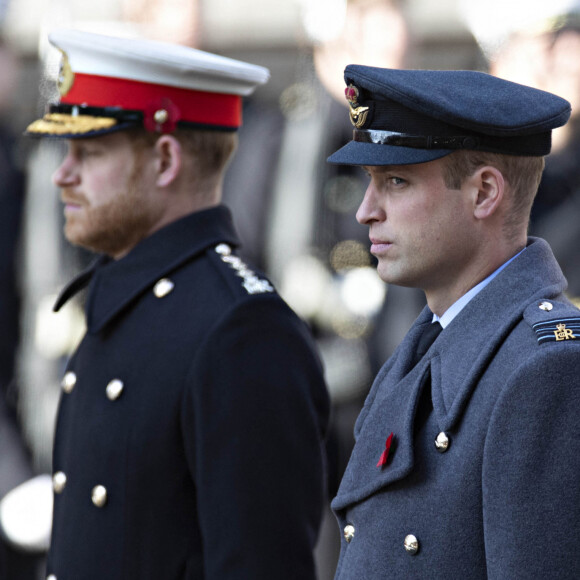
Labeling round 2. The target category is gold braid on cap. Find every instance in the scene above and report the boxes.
[26,113,117,135]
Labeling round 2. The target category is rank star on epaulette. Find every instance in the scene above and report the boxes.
[532,317,580,343]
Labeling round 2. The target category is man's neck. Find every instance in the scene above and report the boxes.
[426,240,527,318]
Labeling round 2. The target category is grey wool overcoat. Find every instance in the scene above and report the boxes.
[332,237,580,579]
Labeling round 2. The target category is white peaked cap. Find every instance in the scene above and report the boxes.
[49,29,271,97]
[26,28,270,137]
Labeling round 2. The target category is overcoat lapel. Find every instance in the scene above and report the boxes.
[332,310,435,510]
[53,206,240,334]
[431,237,566,432]
[333,237,567,510]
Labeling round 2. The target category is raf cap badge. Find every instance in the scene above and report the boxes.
[345,84,369,129]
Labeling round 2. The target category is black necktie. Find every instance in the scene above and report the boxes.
[412,321,443,367]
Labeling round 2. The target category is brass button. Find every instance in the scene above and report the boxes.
[539,301,553,311]
[215,243,232,256]
[61,372,77,394]
[343,524,355,543]
[153,109,168,124]
[106,379,124,401]
[404,534,419,555]
[91,485,108,508]
[52,471,67,494]
[435,431,450,453]
[153,278,174,298]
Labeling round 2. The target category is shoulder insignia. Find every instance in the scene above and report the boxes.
[524,299,580,345]
[214,243,274,295]
[532,318,580,344]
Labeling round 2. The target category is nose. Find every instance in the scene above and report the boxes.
[52,152,79,188]
[356,180,385,225]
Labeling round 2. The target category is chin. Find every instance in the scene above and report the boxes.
[376,262,400,285]
[65,229,103,255]
[376,265,415,288]
[64,227,83,248]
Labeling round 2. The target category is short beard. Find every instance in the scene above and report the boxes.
[64,159,156,258]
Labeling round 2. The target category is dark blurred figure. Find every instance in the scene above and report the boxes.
[0,142,36,576]
[277,3,423,578]
[221,6,420,577]
[310,0,424,496]
[0,41,41,580]
[462,0,580,299]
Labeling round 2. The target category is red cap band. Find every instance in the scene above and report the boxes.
[62,73,242,128]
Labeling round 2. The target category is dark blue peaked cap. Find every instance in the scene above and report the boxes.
[328,65,571,166]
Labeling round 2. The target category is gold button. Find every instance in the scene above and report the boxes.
[153,109,168,124]
[61,372,77,394]
[91,485,108,508]
[435,431,450,453]
[53,471,67,494]
[106,379,124,401]
[343,524,355,543]
[404,534,419,555]
[153,278,174,298]
[539,301,553,311]
[215,243,232,256]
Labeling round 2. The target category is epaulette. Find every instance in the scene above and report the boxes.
[523,299,580,344]
[213,243,274,295]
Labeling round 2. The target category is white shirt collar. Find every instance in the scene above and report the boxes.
[433,248,525,329]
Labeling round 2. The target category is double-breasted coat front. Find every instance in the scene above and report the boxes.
[332,237,580,579]
[46,205,330,580]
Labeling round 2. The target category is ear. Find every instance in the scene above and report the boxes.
[471,165,505,220]
[153,135,182,188]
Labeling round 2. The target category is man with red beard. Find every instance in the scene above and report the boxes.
[26,29,329,580]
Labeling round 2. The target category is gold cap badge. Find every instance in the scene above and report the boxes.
[345,84,369,128]
[57,50,75,97]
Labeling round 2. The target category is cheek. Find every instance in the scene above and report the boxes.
[86,167,133,206]
[402,200,441,241]
[410,203,462,251]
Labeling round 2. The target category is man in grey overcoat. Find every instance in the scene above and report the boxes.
[327,65,580,579]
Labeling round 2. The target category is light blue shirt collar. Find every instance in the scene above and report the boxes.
[433,248,525,329]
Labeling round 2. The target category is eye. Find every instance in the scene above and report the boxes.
[73,144,102,161]
[389,176,406,186]
[83,150,101,162]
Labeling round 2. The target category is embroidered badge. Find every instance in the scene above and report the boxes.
[57,50,75,97]
[532,318,580,343]
[345,84,370,129]
[215,244,274,295]
[376,432,394,468]
[554,323,576,341]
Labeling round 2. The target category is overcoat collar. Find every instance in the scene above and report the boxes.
[332,237,567,510]
[54,205,240,334]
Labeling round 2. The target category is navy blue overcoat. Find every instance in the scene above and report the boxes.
[46,205,330,580]
[333,238,580,579]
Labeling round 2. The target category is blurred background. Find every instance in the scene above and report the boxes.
[1,0,580,578]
